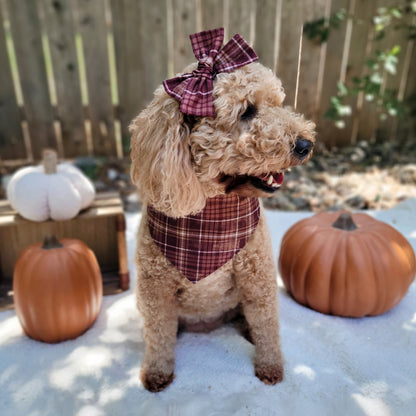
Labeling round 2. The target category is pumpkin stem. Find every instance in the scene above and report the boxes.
[332,212,358,231]
[42,235,63,250]
[42,149,58,174]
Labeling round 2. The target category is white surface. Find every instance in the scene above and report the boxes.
[1,199,415,416]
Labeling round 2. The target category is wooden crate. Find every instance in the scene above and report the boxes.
[0,192,130,310]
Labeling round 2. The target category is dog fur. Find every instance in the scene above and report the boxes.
[130,62,315,392]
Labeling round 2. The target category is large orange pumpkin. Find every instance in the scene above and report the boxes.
[13,236,102,343]
[278,211,416,317]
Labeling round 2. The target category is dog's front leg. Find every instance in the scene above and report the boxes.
[137,271,178,392]
[234,247,284,384]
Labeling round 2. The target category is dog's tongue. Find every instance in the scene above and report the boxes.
[272,172,284,185]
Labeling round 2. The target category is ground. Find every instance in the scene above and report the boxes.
[263,139,416,212]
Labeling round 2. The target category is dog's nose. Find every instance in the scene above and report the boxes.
[293,137,314,160]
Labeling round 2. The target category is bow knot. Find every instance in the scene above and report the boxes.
[195,58,215,79]
[163,28,258,117]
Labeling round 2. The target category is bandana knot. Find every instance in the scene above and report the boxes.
[163,27,258,117]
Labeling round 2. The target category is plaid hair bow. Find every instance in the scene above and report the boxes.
[163,28,258,117]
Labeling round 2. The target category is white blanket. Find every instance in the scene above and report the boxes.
[1,199,415,416]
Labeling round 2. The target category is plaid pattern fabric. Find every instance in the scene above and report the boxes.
[147,195,260,283]
[163,27,258,117]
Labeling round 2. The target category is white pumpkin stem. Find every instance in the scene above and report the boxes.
[42,149,58,174]
[42,235,63,250]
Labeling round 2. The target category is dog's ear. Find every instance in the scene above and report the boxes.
[129,85,205,217]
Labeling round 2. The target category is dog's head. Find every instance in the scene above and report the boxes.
[130,62,315,217]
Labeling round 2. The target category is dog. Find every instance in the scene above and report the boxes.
[129,28,315,392]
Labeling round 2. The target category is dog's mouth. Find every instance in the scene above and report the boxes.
[250,172,284,192]
[221,171,285,194]
[251,172,284,192]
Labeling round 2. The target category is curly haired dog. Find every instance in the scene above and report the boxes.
[130,38,315,392]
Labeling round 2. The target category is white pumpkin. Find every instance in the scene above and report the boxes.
[7,150,95,222]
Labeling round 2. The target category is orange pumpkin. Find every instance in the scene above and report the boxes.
[278,211,416,317]
[13,236,102,343]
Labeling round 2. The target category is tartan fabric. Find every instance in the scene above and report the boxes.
[147,195,260,283]
[163,27,258,117]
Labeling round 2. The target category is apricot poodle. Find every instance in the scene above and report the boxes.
[130,29,315,392]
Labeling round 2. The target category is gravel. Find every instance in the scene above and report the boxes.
[263,140,416,212]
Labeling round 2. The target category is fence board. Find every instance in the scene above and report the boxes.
[356,0,390,142]
[76,0,116,156]
[111,0,144,151]
[337,0,376,144]
[171,0,197,74]
[42,0,87,158]
[138,0,169,105]
[1,0,415,160]
[396,26,416,143]
[376,0,411,141]
[0,9,24,160]
[112,0,168,149]
[390,8,416,142]
[6,0,55,160]
[254,0,277,71]
[402,42,416,141]
[200,0,224,31]
[296,0,326,118]
[276,0,325,118]
[276,0,300,103]
[317,0,349,147]
[227,0,253,44]
[361,0,390,142]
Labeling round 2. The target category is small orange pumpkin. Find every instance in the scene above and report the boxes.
[278,211,416,317]
[13,236,103,343]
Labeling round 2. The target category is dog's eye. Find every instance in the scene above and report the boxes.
[240,104,257,121]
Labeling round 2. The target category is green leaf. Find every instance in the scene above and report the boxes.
[324,107,339,120]
[330,96,341,109]
[366,58,378,69]
[391,45,401,55]
[305,2,412,130]
[375,29,386,41]
[390,8,402,18]
[337,82,348,96]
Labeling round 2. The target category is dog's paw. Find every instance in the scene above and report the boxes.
[140,369,175,392]
[255,363,284,385]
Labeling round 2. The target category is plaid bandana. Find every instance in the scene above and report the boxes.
[147,195,260,283]
[163,27,258,117]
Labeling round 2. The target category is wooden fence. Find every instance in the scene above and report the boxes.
[0,0,415,163]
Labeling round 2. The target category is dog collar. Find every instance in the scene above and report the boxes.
[147,195,260,283]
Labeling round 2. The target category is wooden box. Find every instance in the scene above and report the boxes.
[0,192,129,310]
